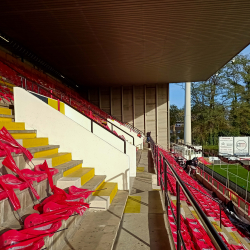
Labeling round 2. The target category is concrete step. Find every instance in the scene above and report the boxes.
[0,107,12,115]
[0,103,13,109]
[90,182,118,210]
[28,145,60,157]
[81,175,106,199]
[0,172,61,227]
[16,137,49,148]
[57,167,95,189]
[9,130,37,139]
[0,121,25,130]
[0,80,15,89]
[0,114,14,122]
[54,160,83,175]
[62,190,128,250]
[0,206,40,233]
[32,153,72,168]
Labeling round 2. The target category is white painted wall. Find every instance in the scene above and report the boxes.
[14,87,131,190]
[29,90,137,178]
[93,122,124,152]
[107,119,144,149]
[64,104,91,132]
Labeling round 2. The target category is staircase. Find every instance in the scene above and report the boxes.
[0,84,122,249]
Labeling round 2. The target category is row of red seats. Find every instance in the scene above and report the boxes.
[0,58,111,121]
[0,57,140,135]
[156,146,247,249]
[0,60,132,139]
[168,202,216,250]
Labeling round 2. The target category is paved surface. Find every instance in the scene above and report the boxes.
[114,148,171,250]
[62,190,128,250]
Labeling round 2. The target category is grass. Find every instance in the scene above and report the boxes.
[207,164,250,192]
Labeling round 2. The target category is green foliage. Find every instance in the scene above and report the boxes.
[170,104,184,126]
[191,54,250,145]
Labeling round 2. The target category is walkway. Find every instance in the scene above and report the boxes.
[114,147,171,250]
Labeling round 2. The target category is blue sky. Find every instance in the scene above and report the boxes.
[170,44,250,108]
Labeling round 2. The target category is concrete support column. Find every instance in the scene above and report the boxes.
[184,82,192,145]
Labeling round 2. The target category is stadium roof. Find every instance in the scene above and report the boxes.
[0,0,250,87]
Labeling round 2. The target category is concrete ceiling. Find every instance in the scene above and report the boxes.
[0,0,250,87]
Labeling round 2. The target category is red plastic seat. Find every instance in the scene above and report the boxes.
[0,174,30,190]
[0,186,8,200]
[34,163,59,176]
[20,169,47,183]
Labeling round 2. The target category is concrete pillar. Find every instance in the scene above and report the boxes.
[184,82,192,145]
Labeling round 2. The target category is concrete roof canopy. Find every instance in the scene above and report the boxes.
[0,0,250,87]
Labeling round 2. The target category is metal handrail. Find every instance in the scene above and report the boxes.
[107,121,135,145]
[150,137,229,250]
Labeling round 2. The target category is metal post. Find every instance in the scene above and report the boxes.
[25,78,27,90]
[91,120,93,133]
[236,163,238,193]
[245,171,249,206]
[157,146,159,186]
[227,163,229,189]
[176,182,181,250]
[212,157,214,179]
[164,160,168,213]
[220,205,222,228]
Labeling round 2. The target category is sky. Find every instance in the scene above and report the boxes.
[169,44,250,108]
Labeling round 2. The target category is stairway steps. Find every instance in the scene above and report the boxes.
[0,121,25,130]
[8,129,37,134]
[90,182,118,210]
[0,103,13,108]
[54,160,83,174]
[0,172,61,226]
[81,175,106,194]
[32,152,72,168]
[11,132,37,139]
[0,114,14,122]
[57,167,95,189]
[28,145,60,155]
[61,190,128,250]
[0,107,12,115]
[16,137,49,148]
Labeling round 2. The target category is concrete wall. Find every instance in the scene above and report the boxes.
[88,84,170,148]
[14,87,131,190]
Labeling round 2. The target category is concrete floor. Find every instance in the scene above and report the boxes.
[114,148,171,250]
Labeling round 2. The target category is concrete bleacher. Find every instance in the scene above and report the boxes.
[0,83,125,249]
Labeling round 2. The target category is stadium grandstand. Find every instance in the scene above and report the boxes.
[0,1,250,250]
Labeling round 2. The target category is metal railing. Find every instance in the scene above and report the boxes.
[107,121,135,145]
[150,137,229,250]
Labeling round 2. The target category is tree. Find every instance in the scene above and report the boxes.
[191,53,250,144]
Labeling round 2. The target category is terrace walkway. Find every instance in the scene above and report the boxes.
[114,147,171,250]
